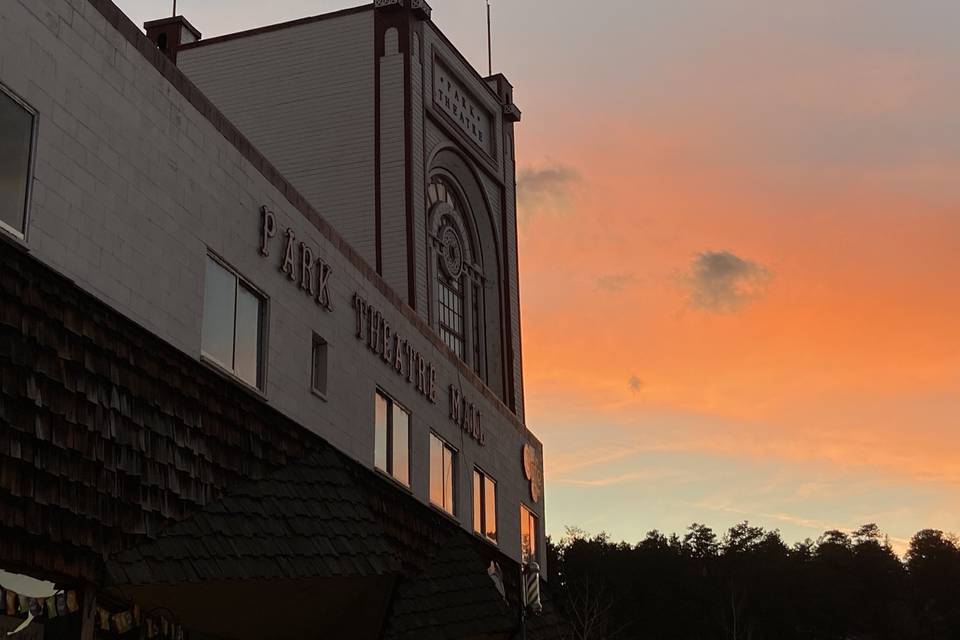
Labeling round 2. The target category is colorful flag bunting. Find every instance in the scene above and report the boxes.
[0,580,183,639]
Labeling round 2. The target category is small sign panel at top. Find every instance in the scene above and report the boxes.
[434,62,492,154]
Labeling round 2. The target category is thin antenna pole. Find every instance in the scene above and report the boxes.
[173,0,177,17]
[486,0,492,76]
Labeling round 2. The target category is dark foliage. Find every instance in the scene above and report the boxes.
[548,523,960,640]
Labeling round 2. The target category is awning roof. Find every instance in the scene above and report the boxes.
[103,444,568,640]
[105,448,399,587]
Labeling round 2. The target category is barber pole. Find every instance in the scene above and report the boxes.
[522,562,542,614]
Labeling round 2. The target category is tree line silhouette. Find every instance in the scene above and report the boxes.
[547,523,960,639]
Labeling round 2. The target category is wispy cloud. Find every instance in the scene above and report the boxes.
[596,273,639,292]
[517,165,581,224]
[547,443,659,478]
[556,469,681,488]
[685,250,772,313]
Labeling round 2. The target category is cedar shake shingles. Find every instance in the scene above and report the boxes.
[0,245,312,581]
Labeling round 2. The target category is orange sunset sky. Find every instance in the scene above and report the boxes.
[118,0,960,551]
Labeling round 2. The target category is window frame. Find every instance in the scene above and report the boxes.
[429,432,457,516]
[427,178,487,381]
[200,253,268,392]
[520,505,539,564]
[437,274,466,358]
[374,389,412,488]
[0,82,39,242]
[472,467,498,545]
[310,332,329,400]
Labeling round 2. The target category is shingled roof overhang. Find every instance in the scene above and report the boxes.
[102,437,568,640]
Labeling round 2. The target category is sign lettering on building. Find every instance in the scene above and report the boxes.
[353,293,439,404]
[259,206,334,311]
[434,61,492,154]
[450,385,485,446]
[261,208,492,445]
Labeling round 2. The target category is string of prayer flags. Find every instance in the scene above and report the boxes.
[0,582,80,622]
[2,581,183,638]
[97,605,183,638]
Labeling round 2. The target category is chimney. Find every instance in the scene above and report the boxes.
[144,16,201,64]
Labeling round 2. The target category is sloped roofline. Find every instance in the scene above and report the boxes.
[177,4,374,52]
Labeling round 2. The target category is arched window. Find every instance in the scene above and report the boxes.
[428,178,485,377]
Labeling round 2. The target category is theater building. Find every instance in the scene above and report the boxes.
[0,0,564,637]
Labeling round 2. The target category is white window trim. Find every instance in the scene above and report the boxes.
[0,82,39,243]
[429,432,458,516]
[473,466,498,545]
[200,252,269,393]
[521,504,539,564]
[374,389,412,489]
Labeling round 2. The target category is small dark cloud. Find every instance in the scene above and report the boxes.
[628,376,644,394]
[517,165,580,223]
[596,273,639,292]
[686,251,772,313]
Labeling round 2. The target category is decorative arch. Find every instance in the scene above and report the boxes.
[426,148,507,400]
[384,27,399,55]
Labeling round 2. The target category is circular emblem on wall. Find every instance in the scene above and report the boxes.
[523,443,543,504]
[440,225,464,279]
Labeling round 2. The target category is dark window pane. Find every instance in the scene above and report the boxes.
[312,334,328,395]
[392,405,409,486]
[438,277,465,357]
[234,283,261,387]
[430,435,443,507]
[374,393,388,472]
[0,90,33,234]
[201,258,236,370]
[484,476,497,542]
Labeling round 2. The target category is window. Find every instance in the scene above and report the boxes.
[0,85,37,237]
[438,277,465,357]
[430,434,456,515]
[311,333,328,398]
[428,179,485,378]
[201,255,265,389]
[472,468,497,544]
[521,506,539,563]
[375,391,410,486]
